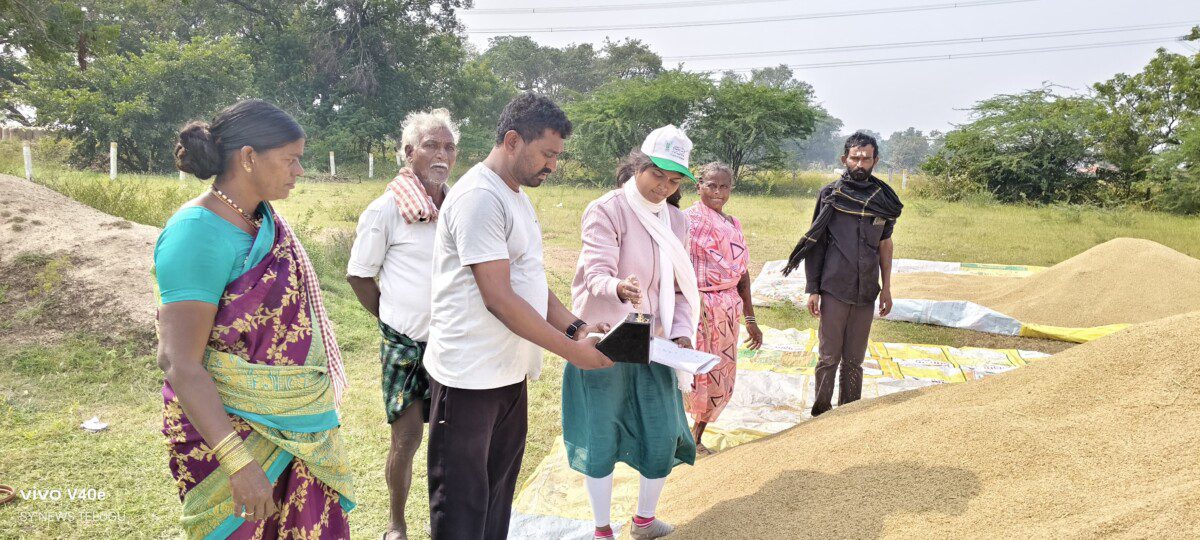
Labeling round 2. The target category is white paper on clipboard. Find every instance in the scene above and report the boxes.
[650,337,720,375]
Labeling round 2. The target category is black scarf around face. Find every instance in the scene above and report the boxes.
[781,173,904,276]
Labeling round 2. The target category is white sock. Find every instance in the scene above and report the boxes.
[584,473,614,528]
[636,474,667,519]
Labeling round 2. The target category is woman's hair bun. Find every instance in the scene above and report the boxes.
[174,121,223,179]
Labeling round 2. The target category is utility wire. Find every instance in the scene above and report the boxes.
[713,35,1182,72]
[465,0,1037,34]
[664,21,1200,61]
[466,0,797,15]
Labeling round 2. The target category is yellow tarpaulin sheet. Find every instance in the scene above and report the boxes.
[1019,322,1129,343]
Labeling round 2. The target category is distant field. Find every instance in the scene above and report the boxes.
[3,140,1200,538]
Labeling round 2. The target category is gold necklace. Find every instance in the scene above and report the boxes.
[210,188,262,229]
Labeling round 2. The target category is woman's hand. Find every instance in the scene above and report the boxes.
[672,337,693,349]
[617,276,642,308]
[229,463,277,522]
[744,322,763,350]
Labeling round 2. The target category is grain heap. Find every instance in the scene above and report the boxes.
[660,310,1200,538]
[891,238,1200,327]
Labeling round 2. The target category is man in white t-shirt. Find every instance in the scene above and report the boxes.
[425,93,613,540]
[346,108,458,540]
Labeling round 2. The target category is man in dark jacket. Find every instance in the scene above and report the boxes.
[783,131,903,417]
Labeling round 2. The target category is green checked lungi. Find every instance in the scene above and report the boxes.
[379,320,431,423]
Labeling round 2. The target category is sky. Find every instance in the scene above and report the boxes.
[458,0,1200,137]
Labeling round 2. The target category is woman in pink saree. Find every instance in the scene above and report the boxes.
[683,162,763,455]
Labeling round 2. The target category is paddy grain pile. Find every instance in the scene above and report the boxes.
[660,310,1200,539]
[892,238,1200,327]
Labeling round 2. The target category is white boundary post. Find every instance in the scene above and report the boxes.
[329,151,336,176]
[23,141,33,181]
[109,142,118,180]
[368,153,374,179]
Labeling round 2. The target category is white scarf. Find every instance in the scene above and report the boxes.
[622,179,701,392]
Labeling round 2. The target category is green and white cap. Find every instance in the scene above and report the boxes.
[641,124,696,181]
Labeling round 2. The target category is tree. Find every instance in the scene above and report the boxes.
[692,73,818,179]
[784,110,844,168]
[599,39,663,80]
[564,70,711,182]
[246,0,472,161]
[1092,48,1200,199]
[928,130,946,154]
[24,36,252,171]
[922,88,1100,203]
[480,36,664,103]
[749,64,813,92]
[1150,116,1200,214]
[0,0,117,124]
[482,36,599,102]
[883,128,933,171]
[445,57,519,164]
[12,0,476,166]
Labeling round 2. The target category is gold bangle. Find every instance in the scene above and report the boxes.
[211,441,239,465]
[210,431,238,454]
[214,438,247,464]
[208,432,240,459]
[219,443,255,476]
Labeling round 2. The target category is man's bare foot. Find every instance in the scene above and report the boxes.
[384,527,408,540]
[696,443,715,456]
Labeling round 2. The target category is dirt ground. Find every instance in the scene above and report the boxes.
[0,174,158,347]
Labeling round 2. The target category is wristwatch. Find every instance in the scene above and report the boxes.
[565,319,588,339]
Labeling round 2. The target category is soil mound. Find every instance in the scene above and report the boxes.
[0,174,158,345]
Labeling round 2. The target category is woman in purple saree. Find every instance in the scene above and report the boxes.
[155,100,352,539]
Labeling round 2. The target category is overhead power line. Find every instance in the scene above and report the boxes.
[466,0,797,15]
[714,35,1182,72]
[664,21,1200,61]
[465,0,1037,34]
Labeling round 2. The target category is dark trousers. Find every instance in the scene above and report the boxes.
[427,378,528,540]
[812,292,875,417]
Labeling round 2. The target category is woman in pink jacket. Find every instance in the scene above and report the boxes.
[563,125,700,540]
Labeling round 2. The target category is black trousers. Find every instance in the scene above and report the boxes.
[427,378,528,540]
[812,293,875,417]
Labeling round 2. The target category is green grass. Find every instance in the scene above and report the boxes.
[2,140,1200,537]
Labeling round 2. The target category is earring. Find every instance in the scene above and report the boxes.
[243,163,252,173]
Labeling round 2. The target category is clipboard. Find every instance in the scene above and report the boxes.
[593,312,653,364]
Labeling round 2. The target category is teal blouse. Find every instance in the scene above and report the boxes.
[154,204,276,305]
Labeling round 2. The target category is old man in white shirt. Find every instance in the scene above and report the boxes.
[346,108,458,540]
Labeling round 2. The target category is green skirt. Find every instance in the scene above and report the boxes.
[562,361,696,479]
